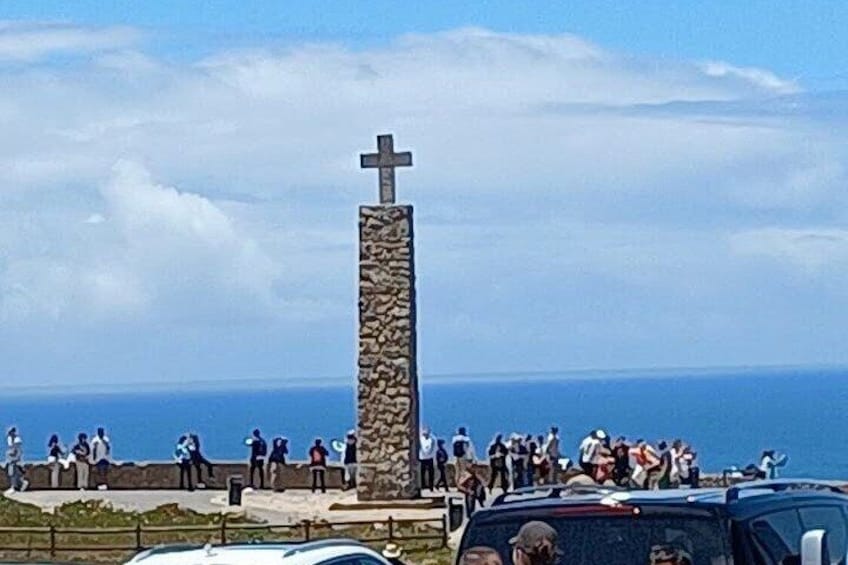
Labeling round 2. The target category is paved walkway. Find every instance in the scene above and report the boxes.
[5,489,451,526]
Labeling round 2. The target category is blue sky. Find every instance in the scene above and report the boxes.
[0,3,847,389]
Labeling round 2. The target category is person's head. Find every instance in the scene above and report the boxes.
[672,439,683,450]
[510,521,562,565]
[78,432,88,443]
[551,426,559,435]
[762,450,775,459]
[460,546,504,565]
[495,434,502,443]
[658,441,668,451]
[537,435,544,443]
[615,436,626,446]
[422,427,430,438]
[459,426,467,436]
[178,435,187,444]
[437,438,445,447]
[273,437,283,447]
[636,438,646,447]
[315,438,323,446]
[7,427,17,438]
[525,434,532,441]
[252,429,261,438]
[48,434,59,446]
[97,427,105,438]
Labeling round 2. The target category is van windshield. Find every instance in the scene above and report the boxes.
[459,514,729,565]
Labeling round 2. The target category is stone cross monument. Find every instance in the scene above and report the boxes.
[356,134,420,501]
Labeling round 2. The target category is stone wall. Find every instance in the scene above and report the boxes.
[357,205,420,501]
[0,460,347,491]
[0,458,784,492]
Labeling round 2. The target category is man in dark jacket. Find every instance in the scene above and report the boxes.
[343,430,357,490]
[247,429,267,489]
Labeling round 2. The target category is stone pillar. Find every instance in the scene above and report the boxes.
[357,205,420,501]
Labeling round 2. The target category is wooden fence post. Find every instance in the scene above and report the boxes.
[221,516,227,545]
[441,514,449,548]
[388,516,394,541]
[49,524,56,558]
[136,522,143,550]
[304,520,311,542]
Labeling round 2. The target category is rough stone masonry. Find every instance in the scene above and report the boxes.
[356,204,420,500]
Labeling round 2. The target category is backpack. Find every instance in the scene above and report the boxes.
[256,439,268,457]
[436,447,448,465]
[453,439,466,458]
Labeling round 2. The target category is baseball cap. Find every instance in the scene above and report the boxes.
[509,521,563,558]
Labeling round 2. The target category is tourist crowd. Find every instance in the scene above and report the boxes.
[4,424,784,498]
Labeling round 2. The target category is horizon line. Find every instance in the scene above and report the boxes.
[2,362,844,398]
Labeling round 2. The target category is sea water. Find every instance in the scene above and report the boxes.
[1,366,845,477]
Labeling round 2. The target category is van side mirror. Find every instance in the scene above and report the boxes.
[801,529,829,565]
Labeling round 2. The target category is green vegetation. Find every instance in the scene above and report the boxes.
[0,497,452,565]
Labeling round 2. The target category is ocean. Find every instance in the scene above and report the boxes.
[1,366,845,478]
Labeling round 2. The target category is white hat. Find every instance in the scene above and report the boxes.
[382,543,403,559]
[596,430,607,440]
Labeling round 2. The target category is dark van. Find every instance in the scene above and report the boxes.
[456,480,847,565]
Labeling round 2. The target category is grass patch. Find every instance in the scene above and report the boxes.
[0,496,452,565]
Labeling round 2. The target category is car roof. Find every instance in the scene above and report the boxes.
[474,480,848,522]
[127,539,386,565]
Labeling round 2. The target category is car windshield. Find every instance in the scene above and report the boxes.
[459,513,729,565]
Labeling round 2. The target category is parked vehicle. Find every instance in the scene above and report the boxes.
[123,539,396,565]
[456,480,848,565]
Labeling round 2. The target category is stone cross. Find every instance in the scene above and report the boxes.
[360,134,413,205]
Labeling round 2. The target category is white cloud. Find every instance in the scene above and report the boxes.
[0,21,139,61]
[730,228,848,272]
[0,25,846,383]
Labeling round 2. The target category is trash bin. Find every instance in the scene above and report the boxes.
[228,475,243,506]
[447,496,464,532]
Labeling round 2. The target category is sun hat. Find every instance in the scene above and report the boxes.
[382,543,403,559]
[509,521,563,558]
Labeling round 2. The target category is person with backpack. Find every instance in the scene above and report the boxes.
[435,438,450,491]
[457,465,487,518]
[309,438,329,493]
[487,434,509,492]
[510,435,527,489]
[452,427,474,486]
[247,429,267,489]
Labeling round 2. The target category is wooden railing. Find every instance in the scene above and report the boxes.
[0,515,449,557]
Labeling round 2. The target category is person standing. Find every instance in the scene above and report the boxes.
[188,433,214,487]
[435,439,450,492]
[526,435,538,486]
[543,427,561,484]
[452,427,474,485]
[5,428,28,493]
[457,466,486,518]
[71,433,91,490]
[47,434,66,489]
[487,434,509,492]
[510,435,527,489]
[174,436,193,491]
[268,437,289,492]
[247,429,267,489]
[342,431,357,490]
[419,428,436,491]
[91,427,112,490]
[309,438,329,493]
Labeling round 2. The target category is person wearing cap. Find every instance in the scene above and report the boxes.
[343,430,357,490]
[460,546,504,565]
[509,520,563,565]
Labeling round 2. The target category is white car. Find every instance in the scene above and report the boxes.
[123,539,396,565]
